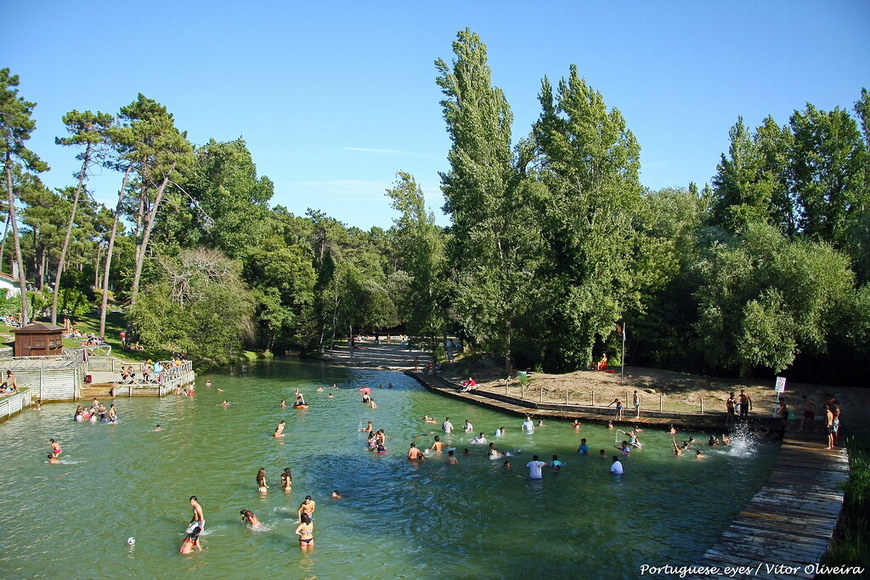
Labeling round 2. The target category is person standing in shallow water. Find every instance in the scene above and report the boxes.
[188,496,205,532]
[281,468,292,492]
[295,513,314,549]
[257,467,268,493]
[297,495,316,522]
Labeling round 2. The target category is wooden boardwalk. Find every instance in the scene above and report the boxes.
[686,432,849,579]
[409,371,851,579]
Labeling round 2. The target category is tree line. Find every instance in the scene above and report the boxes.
[1,29,867,383]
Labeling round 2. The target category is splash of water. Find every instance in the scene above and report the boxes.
[724,421,760,458]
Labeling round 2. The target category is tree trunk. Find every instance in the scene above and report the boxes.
[94,243,103,289]
[99,165,132,337]
[51,144,92,324]
[4,157,29,325]
[0,212,9,272]
[39,251,46,290]
[130,163,176,306]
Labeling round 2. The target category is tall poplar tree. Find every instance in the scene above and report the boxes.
[532,65,643,369]
[386,172,446,353]
[0,69,49,325]
[435,28,539,372]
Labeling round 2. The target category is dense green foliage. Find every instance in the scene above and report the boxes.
[0,30,866,383]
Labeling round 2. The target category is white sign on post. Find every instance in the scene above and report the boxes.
[775,376,787,393]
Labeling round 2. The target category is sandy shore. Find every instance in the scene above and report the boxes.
[330,340,870,428]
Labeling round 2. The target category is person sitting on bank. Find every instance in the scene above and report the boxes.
[459,377,477,392]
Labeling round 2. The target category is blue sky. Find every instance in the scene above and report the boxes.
[3,1,868,229]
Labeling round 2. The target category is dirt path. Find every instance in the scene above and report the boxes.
[322,339,433,370]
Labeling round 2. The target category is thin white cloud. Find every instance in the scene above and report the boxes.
[284,179,388,201]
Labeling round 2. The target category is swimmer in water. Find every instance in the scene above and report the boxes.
[180,526,203,553]
[295,513,314,550]
[220,400,230,407]
[407,442,425,461]
[281,468,292,492]
[422,415,437,424]
[672,437,683,456]
[571,419,581,430]
[521,417,535,433]
[695,449,706,459]
[153,425,162,431]
[361,421,373,433]
[669,425,677,434]
[240,509,262,529]
[279,400,287,408]
[205,381,212,387]
[445,449,458,464]
[274,420,286,438]
[257,467,269,493]
[316,386,324,392]
[297,496,316,522]
[429,436,445,453]
[331,490,342,498]
[47,453,59,464]
[49,438,62,457]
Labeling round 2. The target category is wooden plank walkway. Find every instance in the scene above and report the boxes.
[686,432,849,579]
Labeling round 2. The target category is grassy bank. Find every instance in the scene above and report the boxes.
[820,429,870,575]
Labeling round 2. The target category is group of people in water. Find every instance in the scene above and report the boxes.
[72,398,118,423]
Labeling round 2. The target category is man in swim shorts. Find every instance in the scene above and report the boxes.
[188,496,205,532]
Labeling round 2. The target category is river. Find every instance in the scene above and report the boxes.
[0,359,776,579]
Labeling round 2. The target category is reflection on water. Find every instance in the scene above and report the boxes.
[0,359,778,579]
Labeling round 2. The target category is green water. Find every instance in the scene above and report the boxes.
[0,359,777,579]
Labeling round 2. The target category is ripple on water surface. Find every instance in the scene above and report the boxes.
[0,360,778,578]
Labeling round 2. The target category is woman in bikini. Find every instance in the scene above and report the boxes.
[295,513,314,549]
[49,439,62,457]
[256,467,268,493]
[281,467,292,492]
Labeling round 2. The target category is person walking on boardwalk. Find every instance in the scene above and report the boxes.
[824,405,836,450]
[798,395,816,432]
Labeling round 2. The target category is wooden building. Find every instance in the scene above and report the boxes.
[11,323,64,357]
